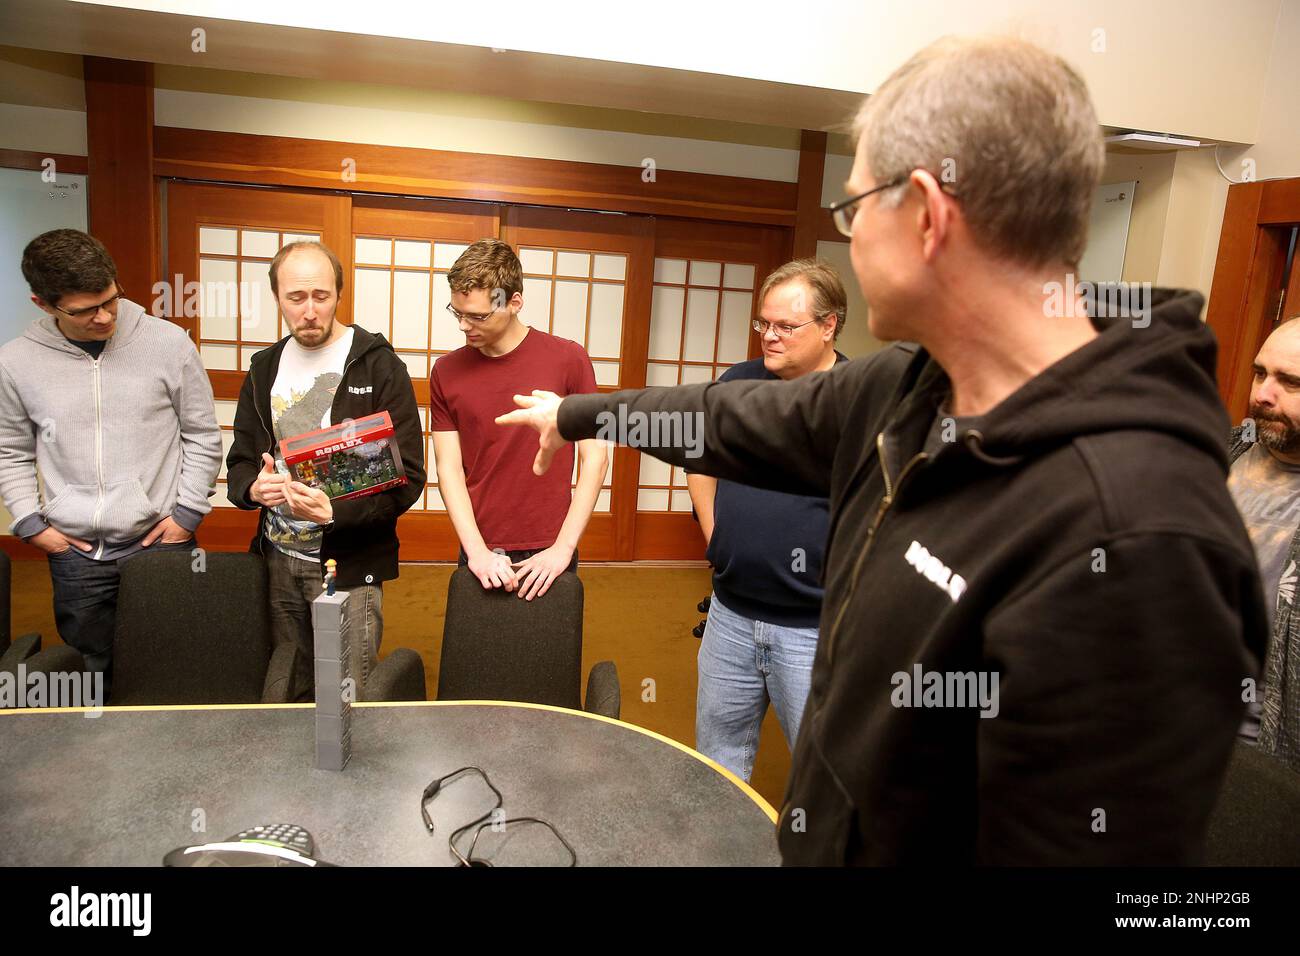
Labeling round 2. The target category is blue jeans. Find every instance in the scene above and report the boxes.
[46,539,195,698]
[695,591,820,782]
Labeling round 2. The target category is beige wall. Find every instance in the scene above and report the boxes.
[1099,151,1175,285]
[1107,146,1234,310]
[815,241,883,359]
[1195,0,1300,308]
[29,0,1282,143]
[0,46,86,154]
[0,47,806,181]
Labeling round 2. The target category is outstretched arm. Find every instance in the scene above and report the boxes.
[496,364,856,499]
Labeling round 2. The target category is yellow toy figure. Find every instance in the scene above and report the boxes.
[322,559,338,597]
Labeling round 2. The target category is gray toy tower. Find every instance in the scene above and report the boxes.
[311,559,352,771]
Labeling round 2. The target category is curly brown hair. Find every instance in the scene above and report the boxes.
[447,238,523,302]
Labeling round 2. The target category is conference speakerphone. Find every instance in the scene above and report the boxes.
[164,824,334,867]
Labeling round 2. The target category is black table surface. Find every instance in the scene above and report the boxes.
[0,701,780,866]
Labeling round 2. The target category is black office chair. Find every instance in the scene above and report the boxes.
[0,550,91,705]
[0,550,40,668]
[1203,741,1300,865]
[111,550,424,705]
[693,594,710,639]
[437,566,620,718]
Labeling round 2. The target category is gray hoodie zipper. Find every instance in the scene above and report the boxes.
[90,354,104,558]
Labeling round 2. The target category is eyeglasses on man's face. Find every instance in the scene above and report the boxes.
[752,317,822,338]
[445,302,502,324]
[51,285,124,321]
[828,177,907,238]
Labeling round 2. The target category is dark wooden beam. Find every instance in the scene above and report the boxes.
[792,129,828,259]
[84,57,156,301]
[0,148,88,175]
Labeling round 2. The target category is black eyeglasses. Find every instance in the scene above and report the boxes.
[828,173,959,238]
[51,285,125,321]
[445,303,501,323]
[421,766,577,867]
[828,178,906,238]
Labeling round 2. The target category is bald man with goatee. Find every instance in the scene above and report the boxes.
[1228,315,1300,769]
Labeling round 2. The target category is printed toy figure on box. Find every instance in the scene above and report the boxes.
[278,411,407,502]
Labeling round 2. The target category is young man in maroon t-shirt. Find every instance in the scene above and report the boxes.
[430,239,607,600]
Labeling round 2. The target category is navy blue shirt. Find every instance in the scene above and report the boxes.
[65,336,106,359]
[702,353,845,627]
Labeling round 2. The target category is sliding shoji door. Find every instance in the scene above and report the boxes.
[165,181,352,549]
[634,218,791,560]
[500,206,654,561]
[166,180,791,561]
[348,196,500,557]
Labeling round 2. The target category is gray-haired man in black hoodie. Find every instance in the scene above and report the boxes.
[499,36,1267,864]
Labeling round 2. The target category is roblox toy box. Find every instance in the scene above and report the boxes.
[278,411,407,502]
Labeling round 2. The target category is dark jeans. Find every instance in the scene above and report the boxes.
[456,547,579,575]
[46,539,195,699]
[265,547,383,703]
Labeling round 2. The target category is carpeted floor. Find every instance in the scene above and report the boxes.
[8,559,794,809]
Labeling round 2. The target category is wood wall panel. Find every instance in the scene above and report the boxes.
[154,126,798,227]
[85,57,156,304]
[793,129,828,260]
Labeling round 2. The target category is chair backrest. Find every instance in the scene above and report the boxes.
[112,551,272,705]
[1204,742,1300,865]
[437,566,583,709]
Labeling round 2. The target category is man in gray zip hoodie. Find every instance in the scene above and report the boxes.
[0,229,222,691]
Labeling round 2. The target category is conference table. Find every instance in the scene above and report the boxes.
[0,700,780,866]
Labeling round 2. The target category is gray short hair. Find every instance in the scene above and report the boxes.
[853,36,1105,271]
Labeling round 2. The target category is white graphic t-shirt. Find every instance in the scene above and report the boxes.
[264,325,355,562]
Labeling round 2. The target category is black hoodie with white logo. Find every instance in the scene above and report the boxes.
[226,325,426,589]
[560,288,1267,864]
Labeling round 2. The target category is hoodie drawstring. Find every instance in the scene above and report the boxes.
[962,429,1025,466]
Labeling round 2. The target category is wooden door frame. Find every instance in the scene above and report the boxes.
[1206,177,1300,421]
[165,180,354,357]
[631,217,793,560]
[162,181,354,551]
[153,126,798,228]
[349,195,502,559]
